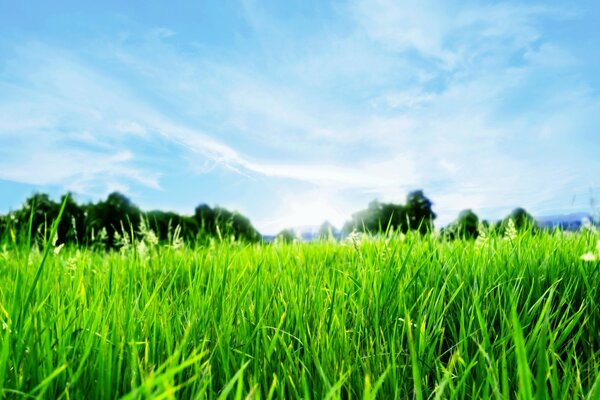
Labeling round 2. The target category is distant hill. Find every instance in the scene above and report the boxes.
[262,235,277,243]
[536,212,597,231]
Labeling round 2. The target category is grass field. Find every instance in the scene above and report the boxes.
[1,227,600,398]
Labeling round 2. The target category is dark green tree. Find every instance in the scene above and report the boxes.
[2,191,262,248]
[57,193,86,245]
[86,192,141,248]
[0,214,7,241]
[443,209,479,240]
[379,203,408,233]
[15,193,60,243]
[343,191,436,235]
[194,204,260,242]
[146,210,199,243]
[509,208,537,230]
[276,228,296,244]
[405,190,436,234]
[343,200,407,234]
[194,204,216,236]
[496,207,537,234]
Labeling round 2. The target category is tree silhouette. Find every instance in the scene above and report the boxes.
[276,228,296,244]
[343,190,435,235]
[496,207,537,234]
[146,210,198,243]
[443,209,479,240]
[0,192,261,247]
[405,190,436,234]
[15,193,60,242]
[194,204,260,242]
[0,214,7,241]
[86,192,141,247]
[55,193,86,245]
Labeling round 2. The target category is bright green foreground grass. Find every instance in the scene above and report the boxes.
[1,231,600,399]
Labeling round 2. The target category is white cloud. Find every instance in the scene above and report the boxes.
[348,0,453,63]
[115,120,148,136]
[0,42,414,199]
[347,0,566,69]
[0,144,161,194]
[0,1,598,233]
[240,154,418,191]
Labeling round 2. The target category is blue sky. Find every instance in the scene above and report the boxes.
[1,0,599,234]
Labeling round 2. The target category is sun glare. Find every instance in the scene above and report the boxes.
[259,191,352,234]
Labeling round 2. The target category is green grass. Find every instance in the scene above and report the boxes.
[1,230,600,398]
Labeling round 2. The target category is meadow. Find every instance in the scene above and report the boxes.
[1,223,600,398]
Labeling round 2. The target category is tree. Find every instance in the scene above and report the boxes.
[1,191,262,248]
[405,190,436,234]
[343,190,435,236]
[496,207,537,235]
[225,209,260,242]
[0,214,6,241]
[457,209,479,238]
[15,193,60,243]
[509,208,537,230]
[276,228,297,244]
[443,209,479,240]
[86,192,141,248]
[317,221,337,241]
[343,200,407,235]
[194,204,260,242]
[379,203,408,233]
[57,193,86,245]
[194,204,216,236]
[146,210,198,243]
[344,200,382,233]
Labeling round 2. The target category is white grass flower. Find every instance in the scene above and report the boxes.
[138,219,149,236]
[54,243,64,255]
[146,229,159,246]
[344,230,363,247]
[1,321,11,334]
[170,225,184,249]
[581,217,598,233]
[580,252,597,262]
[579,240,600,262]
[98,227,108,243]
[475,223,489,248]
[114,230,130,253]
[504,219,517,241]
[137,240,147,258]
[397,317,417,328]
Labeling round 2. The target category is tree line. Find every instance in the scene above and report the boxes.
[0,190,538,248]
[440,207,537,239]
[330,190,536,241]
[273,190,537,242]
[0,192,260,248]
[341,190,436,235]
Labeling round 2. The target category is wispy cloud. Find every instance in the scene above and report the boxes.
[0,1,598,232]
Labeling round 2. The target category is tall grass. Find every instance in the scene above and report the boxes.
[0,227,599,398]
